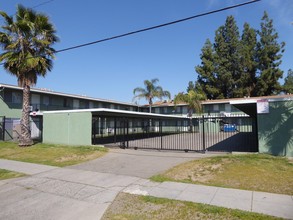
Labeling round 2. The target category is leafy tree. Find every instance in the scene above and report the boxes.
[195,12,285,99]
[195,39,218,99]
[174,90,206,131]
[0,5,58,146]
[239,23,258,97]
[186,81,195,92]
[133,78,171,113]
[283,69,293,94]
[213,15,241,98]
[255,11,285,96]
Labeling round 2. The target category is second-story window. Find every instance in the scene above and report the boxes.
[43,96,50,106]
[12,92,22,104]
[63,98,70,107]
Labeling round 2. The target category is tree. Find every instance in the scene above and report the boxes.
[213,15,241,98]
[133,78,171,113]
[0,5,58,146]
[255,11,285,96]
[239,23,258,97]
[186,81,195,93]
[195,12,285,99]
[283,69,293,94]
[195,39,218,99]
[174,90,206,131]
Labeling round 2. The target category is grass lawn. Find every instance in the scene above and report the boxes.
[0,141,107,167]
[0,168,25,180]
[102,192,282,220]
[150,154,293,195]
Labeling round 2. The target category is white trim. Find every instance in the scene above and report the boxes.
[230,100,257,105]
[267,97,293,102]
[43,108,189,119]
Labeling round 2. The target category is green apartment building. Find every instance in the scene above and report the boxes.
[1,83,292,156]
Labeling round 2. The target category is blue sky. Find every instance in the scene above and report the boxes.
[1,0,292,104]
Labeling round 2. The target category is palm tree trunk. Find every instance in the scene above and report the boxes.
[19,84,33,146]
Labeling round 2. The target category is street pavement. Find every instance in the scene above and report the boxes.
[0,149,292,220]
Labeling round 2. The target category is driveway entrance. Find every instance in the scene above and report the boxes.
[69,148,219,178]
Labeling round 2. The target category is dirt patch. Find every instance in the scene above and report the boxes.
[55,152,105,163]
[101,192,280,220]
[164,158,232,183]
[153,154,293,195]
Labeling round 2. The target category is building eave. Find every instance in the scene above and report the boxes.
[0,83,136,107]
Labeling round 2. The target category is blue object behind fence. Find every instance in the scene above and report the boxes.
[223,124,236,132]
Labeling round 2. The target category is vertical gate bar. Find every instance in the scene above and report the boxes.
[101,117,103,138]
[93,119,96,145]
[114,117,117,144]
[126,118,129,148]
[2,116,5,141]
[160,119,163,150]
[202,115,206,152]
[122,118,125,148]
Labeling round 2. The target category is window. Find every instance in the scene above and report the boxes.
[164,107,168,114]
[213,104,219,111]
[225,104,231,112]
[4,91,12,102]
[63,98,69,107]
[182,107,188,114]
[43,96,50,105]
[12,92,22,104]
[73,99,79,109]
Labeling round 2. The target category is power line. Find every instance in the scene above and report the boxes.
[0,0,55,21]
[31,0,55,9]
[55,0,261,53]
[0,0,261,66]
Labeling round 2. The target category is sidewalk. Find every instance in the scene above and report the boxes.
[1,159,293,219]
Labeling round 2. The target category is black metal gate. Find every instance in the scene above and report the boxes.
[0,116,5,141]
[92,115,258,153]
[0,116,15,141]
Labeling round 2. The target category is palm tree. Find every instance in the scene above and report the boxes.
[174,90,206,131]
[0,5,58,146]
[133,78,171,113]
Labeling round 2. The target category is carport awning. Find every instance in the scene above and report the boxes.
[230,100,257,117]
[44,108,189,120]
[92,108,189,119]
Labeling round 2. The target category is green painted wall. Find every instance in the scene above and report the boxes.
[0,97,22,118]
[258,100,293,157]
[43,111,92,146]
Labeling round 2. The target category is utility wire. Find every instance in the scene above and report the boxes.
[31,0,55,9]
[55,0,261,53]
[0,0,55,21]
[0,0,261,66]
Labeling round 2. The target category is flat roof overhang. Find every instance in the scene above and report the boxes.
[43,108,189,120]
[230,100,257,117]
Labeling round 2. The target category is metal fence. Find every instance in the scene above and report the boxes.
[0,116,17,141]
[92,115,258,152]
[0,116,42,141]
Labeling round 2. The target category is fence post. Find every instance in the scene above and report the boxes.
[114,117,117,144]
[126,118,129,148]
[92,119,96,145]
[160,119,163,150]
[202,115,206,152]
[2,116,5,141]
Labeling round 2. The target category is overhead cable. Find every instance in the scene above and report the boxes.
[55,0,261,53]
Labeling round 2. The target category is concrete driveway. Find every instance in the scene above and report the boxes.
[1,151,292,220]
[69,148,215,178]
